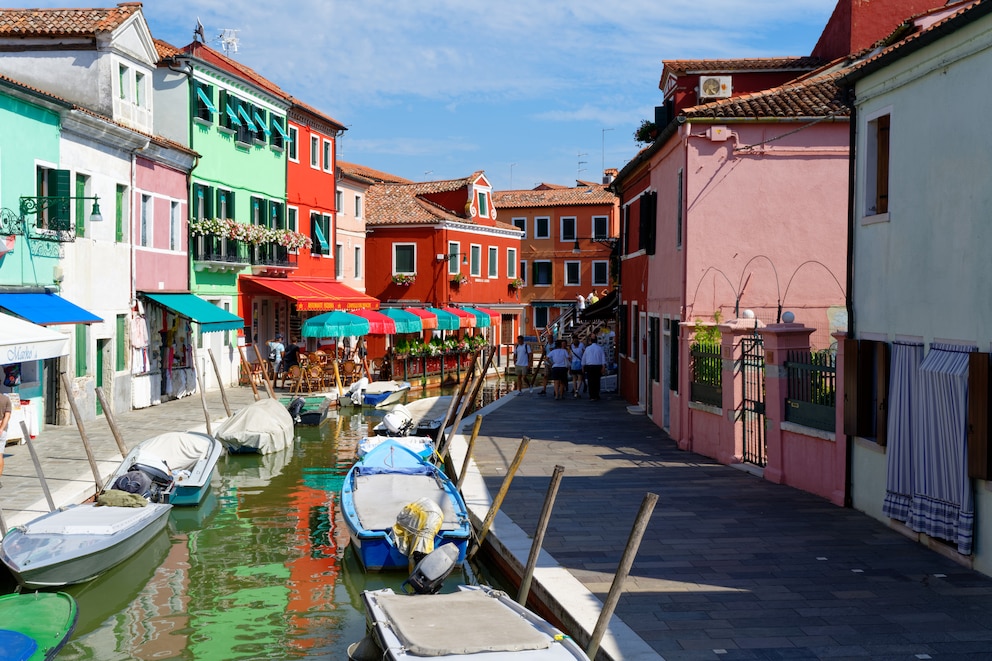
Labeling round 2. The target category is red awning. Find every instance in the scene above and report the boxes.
[350,309,396,334]
[442,307,476,328]
[241,277,379,311]
[473,307,500,322]
[403,307,437,330]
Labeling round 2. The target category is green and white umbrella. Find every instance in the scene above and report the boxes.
[301,311,370,338]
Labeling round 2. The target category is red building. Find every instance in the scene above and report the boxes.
[365,172,524,344]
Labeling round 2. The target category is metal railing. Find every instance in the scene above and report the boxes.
[785,348,836,432]
[690,341,722,407]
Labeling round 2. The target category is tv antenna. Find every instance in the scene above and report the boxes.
[509,163,517,189]
[577,152,588,178]
[194,18,205,43]
[218,29,240,55]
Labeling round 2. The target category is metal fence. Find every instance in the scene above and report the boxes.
[690,341,722,407]
[785,348,836,432]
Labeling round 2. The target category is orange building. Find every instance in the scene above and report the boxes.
[493,175,619,336]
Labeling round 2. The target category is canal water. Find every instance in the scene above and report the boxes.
[34,396,492,660]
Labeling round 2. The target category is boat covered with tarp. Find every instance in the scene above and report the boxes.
[214,398,294,454]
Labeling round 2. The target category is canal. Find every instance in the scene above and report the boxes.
[20,394,495,660]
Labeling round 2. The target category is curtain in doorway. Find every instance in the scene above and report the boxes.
[909,343,976,555]
[883,341,923,523]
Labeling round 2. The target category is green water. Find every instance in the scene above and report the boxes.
[47,400,482,660]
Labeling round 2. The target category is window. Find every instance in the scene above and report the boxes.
[535,216,550,239]
[507,248,517,278]
[216,188,234,220]
[534,307,549,329]
[323,139,332,173]
[251,106,269,143]
[470,244,481,277]
[118,64,129,100]
[512,217,526,238]
[393,244,416,274]
[519,260,527,284]
[311,212,329,255]
[676,170,683,249]
[218,89,240,131]
[593,216,608,240]
[270,116,288,149]
[560,217,576,242]
[287,206,298,233]
[115,184,127,243]
[269,200,285,230]
[336,189,343,212]
[448,241,460,275]
[310,135,320,169]
[74,173,89,238]
[639,191,657,255]
[843,338,891,443]
[134,71,145,107]
[251,196,265,226]
[592,260,609,286]
[170,201,181,251]
[533,260,552,286]
[477,191,488,217]
[564,260,580,286]
[321,214,332,253]
[193,82,215,123]
[354,195,363,218]
[866,111,891,218]
[34,166,70,230]
[488,246,498,278]
[354,246,362,278]
[140,194,151,247]
[288,126,298,161]
[335,243,343,278]
[234,98,254,146]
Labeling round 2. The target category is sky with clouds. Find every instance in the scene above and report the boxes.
[26,0,838,189]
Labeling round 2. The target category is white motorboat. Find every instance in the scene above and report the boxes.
[105,430,223,506]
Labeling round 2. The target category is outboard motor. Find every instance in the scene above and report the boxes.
[378,404,415,436]
[287,397,305,423]
[403,543,460,595]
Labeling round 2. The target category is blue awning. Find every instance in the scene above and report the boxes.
[272,119,291,142]
[237,106,257,131]
[195,86,217,115]
[312,221,327,252]
[253,111,271,136]
[224,104,242,126]
[0,293,102,325]
[141,293,244,333]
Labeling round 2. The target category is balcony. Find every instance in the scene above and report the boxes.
[250,243,296,276]
[191,235,249,274]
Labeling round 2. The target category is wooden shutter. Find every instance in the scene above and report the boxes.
[968,352,991,479]
[875,341,890,447]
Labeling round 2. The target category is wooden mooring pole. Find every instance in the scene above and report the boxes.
[60,372,104,493]
[207,348,232,417]
[468,435,530,559]
[517,464,564,606]
[237,344,261,401]
[95,387,129,458]
[20,420,56,512]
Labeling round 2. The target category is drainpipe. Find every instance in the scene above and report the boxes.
[843,92,858,509]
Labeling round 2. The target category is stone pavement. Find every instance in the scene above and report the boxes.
[5,383,992,659]
[459,386,992,661]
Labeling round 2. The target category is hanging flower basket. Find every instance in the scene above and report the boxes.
[450,273,467,286]
[392,273,416,286]
[190,218,312,249]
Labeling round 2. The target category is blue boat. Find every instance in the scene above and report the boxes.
[105,431,223,506]
[341,439,471,571]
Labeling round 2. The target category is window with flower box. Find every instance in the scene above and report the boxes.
[393,244,416,274]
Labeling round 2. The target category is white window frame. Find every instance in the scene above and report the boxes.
[564,260,581,286]
[448,241,461,275]
[393,243,416,275]
[507,248,517,279]
[323,139,333,173]
[288,126,299,162]
[354,246,362,279]
[354,194,363,219]
[477,191,488,217]
[140,193,152,247]
[320,214,333,257]
[512,217,526,238]
[488,246,498,278]
[534,216,550,239]
[470,244,482,277]
[560,216,577,242]
[863,106,892,224]
[118,63,129,100]
[335,243,344,278]
[593,215,608,240]
[134,71,145,107]
[287,206,299,253]
[310,135,320,170]
[169,200,181,251]
[336,189,343,213]
[592,260,609,286]
[533,259,552,287]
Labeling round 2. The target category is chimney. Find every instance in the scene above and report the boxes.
[602,168,617,185]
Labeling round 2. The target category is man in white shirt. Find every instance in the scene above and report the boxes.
[513,335,532,392]
[581,337,606,401]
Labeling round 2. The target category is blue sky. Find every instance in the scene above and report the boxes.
[28,1,838,190]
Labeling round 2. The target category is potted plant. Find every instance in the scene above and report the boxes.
[508,278,524,290]
[450,273,467,286]
[391,273,416,286]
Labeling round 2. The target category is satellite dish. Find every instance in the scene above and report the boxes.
[194,17,205,42]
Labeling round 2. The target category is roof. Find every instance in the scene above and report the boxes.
[493,184,617,209]
[684,70,851,120]
[338,160,412,185]
[0,71,73,108]
[288,97,346,133]
[367,173,518,231]
[154,38,182,59]
[0,3,141,37]
[178,40,290,101]
[660,57,824,80]
[842,0,991,85]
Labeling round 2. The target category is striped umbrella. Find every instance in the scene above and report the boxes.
[425,307,460,331]
[460,306,492,328]
[441,307,476,328]
[379,308,423,334]
[403,307,438,330]
[301,311,370,338]
[350,309,397,334]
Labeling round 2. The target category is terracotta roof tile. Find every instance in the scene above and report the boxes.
[154,38,181,60]
[662,57,825,76]
[0,4,141,36]
[338,160,412,185]
[366,174,483,226]
[683,70,851,120]
[288,97,345,132]
[493,184,617,209]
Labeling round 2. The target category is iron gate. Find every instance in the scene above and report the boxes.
[739,333,766,466]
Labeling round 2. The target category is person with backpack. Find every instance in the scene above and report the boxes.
[513,335,532,393]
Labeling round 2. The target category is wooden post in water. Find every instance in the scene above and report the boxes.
[60,372,104,493]
[20,421,56,512]
[332,359,343,395]
[456,414,484,489]
[207,348,232,416]
[194,365,213,437]
[94,387,128,458]
[440,348,495,461]
[517,464,565,606]
[252,344,277,399]
[585,491,659,660]
[468,435,530,559]
[237,344,261,401]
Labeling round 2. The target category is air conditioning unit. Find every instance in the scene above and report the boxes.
[699,75,732,99]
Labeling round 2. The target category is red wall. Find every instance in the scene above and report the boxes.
[811,0,949,60]
[287,120,337,280]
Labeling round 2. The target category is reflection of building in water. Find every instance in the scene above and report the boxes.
[128,532,190,659]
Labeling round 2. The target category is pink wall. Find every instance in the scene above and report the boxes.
[134,156,189,293]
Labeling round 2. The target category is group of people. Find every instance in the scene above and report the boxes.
[513,334,607,401]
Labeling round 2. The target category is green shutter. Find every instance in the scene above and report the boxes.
[116,314,126,371]
[116,184,125,242]
[75,325,87,377]
[75,174,86,238]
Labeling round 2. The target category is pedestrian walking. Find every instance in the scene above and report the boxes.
[513,335,532,393]
[569,337,585,397]
[581,336,606,401]
[266,332,285,379]
[548,340,570,400]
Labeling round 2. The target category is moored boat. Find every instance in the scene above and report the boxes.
[214,398,295,454]
[341,439,471,571]
[0,501,172,589]
[344,379,412,408]
[357,434,434,460]
[349,585,591,660]
[0,591,78,661]
[105,430,223,506]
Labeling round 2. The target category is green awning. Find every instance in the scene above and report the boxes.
[141,293,244,333]
[379,308,423,334]
[224,104,241,126]
[195,87,217,115]
[272,119,291,142]
[253,111,271,136]
[425,307,460,331]
[238,105,257,131]
[461,307,491,328]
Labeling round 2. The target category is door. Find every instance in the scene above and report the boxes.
[96,338,108,415]
[662,318,671,429]
[638,309,647,408]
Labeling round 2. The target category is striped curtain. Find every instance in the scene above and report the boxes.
[908,343,976,555]
[883,342,923,522]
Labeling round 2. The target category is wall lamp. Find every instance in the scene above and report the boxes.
[20,195,103,226]
[437,252,468,264]
[572,236,619,253]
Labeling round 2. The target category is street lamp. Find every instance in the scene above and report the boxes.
[572,236,619,253]
[19,194,103,238]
